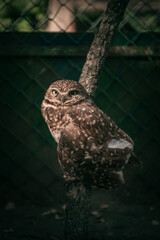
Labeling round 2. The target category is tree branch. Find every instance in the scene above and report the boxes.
[79,0,130,95]
[65,182,91,240]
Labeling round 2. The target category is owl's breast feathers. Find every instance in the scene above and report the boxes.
[41,101,70,143]
[42,100,139,189]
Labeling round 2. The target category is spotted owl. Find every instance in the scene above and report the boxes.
[41,79,138,189]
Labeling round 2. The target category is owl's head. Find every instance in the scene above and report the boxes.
[44,80,90,107]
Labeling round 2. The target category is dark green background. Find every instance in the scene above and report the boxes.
[0,33,160,204]
[0,32,160,239]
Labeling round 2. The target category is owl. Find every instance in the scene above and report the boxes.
[41,79,138,189]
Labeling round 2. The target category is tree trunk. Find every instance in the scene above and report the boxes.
[65,182,91,240]
[79,0,129,95]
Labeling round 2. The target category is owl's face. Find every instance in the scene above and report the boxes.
[44,80,90,107]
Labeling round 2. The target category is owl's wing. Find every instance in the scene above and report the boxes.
[58,103,138,189]
[57,143,78,181]
[57,127,131,189]
[68,102,135,166]
[68,102,133,144]
[57,130,94,184]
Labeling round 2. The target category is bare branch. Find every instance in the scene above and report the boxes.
[65,182,91,240]
[79,0,130,95]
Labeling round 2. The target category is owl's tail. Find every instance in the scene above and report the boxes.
[92,168,125,190]
[92,152,141,189]
[129,152,142,166]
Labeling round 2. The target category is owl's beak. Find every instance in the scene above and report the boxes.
[60,95,67,103]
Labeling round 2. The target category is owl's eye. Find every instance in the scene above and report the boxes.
[52,89,58,96]
[69,90,79,96]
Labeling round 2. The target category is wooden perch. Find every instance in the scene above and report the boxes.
[79,0,130,95]
[65,0,130,239]
[65,182,91,240]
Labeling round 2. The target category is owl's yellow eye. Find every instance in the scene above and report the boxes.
[52,89,58,95]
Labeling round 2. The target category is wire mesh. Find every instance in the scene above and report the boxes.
[0,0,160,32]
[0,0,160,205]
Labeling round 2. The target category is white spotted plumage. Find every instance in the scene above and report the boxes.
[41,79,138,189]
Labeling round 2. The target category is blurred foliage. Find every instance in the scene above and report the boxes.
[0,0,159,32]
[0,0,47,31]
[124,9,160,32]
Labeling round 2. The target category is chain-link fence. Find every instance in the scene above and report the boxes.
[0,0,160,32]
[0,0,160,206]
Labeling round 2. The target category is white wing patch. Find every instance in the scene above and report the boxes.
[108,139,133,150]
